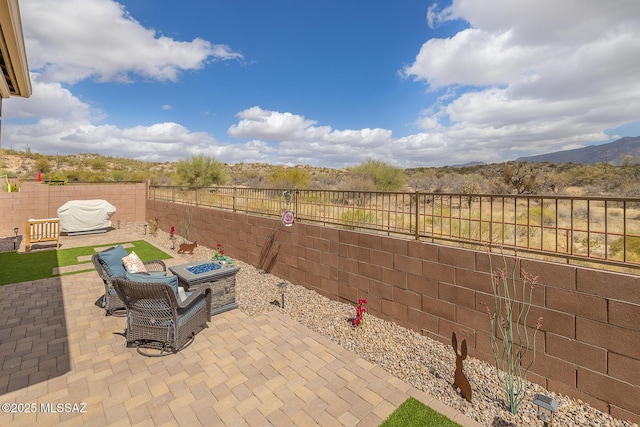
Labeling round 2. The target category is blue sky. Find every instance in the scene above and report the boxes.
[4,0,640,167]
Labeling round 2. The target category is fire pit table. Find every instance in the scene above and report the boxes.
[169,261,240,316]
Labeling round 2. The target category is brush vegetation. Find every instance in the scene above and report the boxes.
[2,148,640,196]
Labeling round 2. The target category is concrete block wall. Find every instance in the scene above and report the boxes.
[0,181,147,237]
[149,199,639,422]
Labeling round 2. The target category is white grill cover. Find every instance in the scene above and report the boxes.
[57,200,116,232]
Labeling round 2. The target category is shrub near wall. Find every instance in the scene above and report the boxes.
[147,199,640,423]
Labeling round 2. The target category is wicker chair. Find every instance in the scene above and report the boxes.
[92,248,167,315]
[112,277,211,356]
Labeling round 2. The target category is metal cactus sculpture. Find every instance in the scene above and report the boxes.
[452,332,472,402]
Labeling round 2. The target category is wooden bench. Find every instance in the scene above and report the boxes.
[25,218,61,252]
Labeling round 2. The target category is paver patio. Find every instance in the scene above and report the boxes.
[0,231,480,426]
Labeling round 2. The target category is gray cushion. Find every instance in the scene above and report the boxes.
[97,245,129,277]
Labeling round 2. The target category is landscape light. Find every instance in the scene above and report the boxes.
[533,393,559,426]
[13,227,19,249]
[143,224,147,235]
[277,282,288,309]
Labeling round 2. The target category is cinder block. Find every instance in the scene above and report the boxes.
[380,237,408,256]
[577,367,640,415]
[421,295,455,321]
[438,246,476,269]
[407,241,438,261]
[438,282,475,310]
[546,333,607,373]
[407,274,438,298]
[369,280,393,301]
[608,352,640,386]
[394,254,422,275]
[407,308,437,333]
[422,261,455,284]
[380,300,407,323]
[546,288,607,323]
[381,268,407,290]
[393,288,421,310]
[608,300,640,330]
[454,268,493,295]
[577,269,640,305]
[577,317,640,359]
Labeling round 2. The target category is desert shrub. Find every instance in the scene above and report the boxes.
[267,166,310,189]
[349,159,405,191]
[175,154,227,187]
[34,158,52,174]
[89,158,108,171]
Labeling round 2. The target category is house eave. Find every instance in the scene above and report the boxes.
[0,0,32,99]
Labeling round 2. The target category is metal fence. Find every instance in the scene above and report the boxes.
[149,186,640,269]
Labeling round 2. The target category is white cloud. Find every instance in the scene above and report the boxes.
[403,0,640,163]
[3,0,252,164]
[227,107,394,166]
[21,0,243,84]
[3,0,639,169]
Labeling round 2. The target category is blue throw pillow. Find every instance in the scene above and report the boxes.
[97,245,129,277]
[125,272,185,302]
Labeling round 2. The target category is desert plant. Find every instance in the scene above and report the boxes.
[485,250,543,415]
[34,158,52,174]
[175,154,227,187]
[349,158,406,191]
[267,166,310,189]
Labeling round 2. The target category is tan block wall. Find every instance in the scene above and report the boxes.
[147,200,639,423]
[0,181,147,237]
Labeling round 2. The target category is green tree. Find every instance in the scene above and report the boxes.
[267,166,311,188]
[175,154,228,187]
[348,158,406,191]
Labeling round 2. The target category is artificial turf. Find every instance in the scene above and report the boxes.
[0,240,171,286]
[380,397,462,427]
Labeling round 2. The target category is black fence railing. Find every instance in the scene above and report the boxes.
[149,186,640,270]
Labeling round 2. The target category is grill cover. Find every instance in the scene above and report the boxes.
[57,199,116,233]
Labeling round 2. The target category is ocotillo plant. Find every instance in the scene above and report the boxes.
[486,250,543,415]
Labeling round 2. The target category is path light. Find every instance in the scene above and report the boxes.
[277,282,288,309]
[117,220,121,229]
[533,393,559,427]
[13,227,19,250]
[143,224,147,235]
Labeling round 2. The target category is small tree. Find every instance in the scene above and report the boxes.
[502,162,540,194]
[175,154,228,187]
[349,158,406,191]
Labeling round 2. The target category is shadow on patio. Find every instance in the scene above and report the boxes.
[0,277,70,394]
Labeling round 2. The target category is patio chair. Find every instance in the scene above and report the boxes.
[112,277,211,356]
[92,245,167,315]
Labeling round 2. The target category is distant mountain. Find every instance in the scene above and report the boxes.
[516,136,640,165]
[451,161,486,168]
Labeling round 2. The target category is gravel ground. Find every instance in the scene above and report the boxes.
[2,225,636,427]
